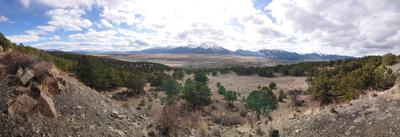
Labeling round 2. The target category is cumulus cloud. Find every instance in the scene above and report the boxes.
[265,0,400,55]
[0,16,9,22]
[37,0,94,8]
[46,8,92,31]
[9,0,400,56]
[7,34,42,43]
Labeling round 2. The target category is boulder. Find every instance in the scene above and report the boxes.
[8,94,37,116]
[36,92,57,117]
[41,75,60,95]
[16,67,23,78]
[20,69,35,85]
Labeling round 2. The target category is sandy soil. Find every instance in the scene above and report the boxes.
[208,73,308,98]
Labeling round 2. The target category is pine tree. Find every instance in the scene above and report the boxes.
[246,88,277,120]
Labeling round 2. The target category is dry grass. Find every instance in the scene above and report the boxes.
[198,120,209,136]
[208,73,308,99]
[33,61,53,78]
[213,113,244,126]
[159,104,178,137]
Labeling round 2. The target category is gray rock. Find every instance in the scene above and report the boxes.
[16,67,23,78]
[37,92,58,117]
[8,94,37,116]
[20,69,35,85]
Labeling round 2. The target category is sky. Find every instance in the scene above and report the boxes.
[0,0,399,56]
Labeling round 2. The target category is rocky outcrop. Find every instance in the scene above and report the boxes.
[2,65,63,119]
[0,62,146,137]
[8,94,37,117]
[36,92,57,117]
[19,68,34,85]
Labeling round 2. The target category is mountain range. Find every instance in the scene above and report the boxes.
[127,46,353,61]
[70,45,353,61]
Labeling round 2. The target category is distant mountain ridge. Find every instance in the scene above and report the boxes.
[130,46,353,61]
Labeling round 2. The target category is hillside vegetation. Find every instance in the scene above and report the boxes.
[1,32,400,137]
[0,33,171,93]
[197,54,399,104]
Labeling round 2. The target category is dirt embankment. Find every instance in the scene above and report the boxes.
[280,83,400,137]
[0,60,150,137]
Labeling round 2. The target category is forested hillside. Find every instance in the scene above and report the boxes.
[0,33,171,93]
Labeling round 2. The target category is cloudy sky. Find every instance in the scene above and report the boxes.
[0,0,399,56]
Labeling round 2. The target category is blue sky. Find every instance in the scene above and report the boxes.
[0,0,399,56]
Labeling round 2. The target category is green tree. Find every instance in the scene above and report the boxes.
[382,53,397,66]
[211,71,218,76]
[223,90,238,106]
[194,72,209,83]
[269,82,277,90]
[258,69,274,77]
[124,75,145,95]
[307,74,332,104]
[76,56,96,87]
[181,79,211,109]
[289,65,306,76]
[217,85,226,95]
[0,33,14,51]
[172,70,184,80]
[162,78,182,102]
[216,81,222,88]
[246,88,278,120]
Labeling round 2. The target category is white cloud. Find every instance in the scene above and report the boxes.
[7,34,42,43]
[265,0,400,56]
[48,35,61,40]
[94,0,281,51]
[37,25,57,32]
[99,19,113,28]
[46,8,92,31]
[20,0,31,8]
[18,0,400,56]
[0,16,9,22]
[36,0,94,9]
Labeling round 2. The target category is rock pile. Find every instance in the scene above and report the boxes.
[7,67,61,118]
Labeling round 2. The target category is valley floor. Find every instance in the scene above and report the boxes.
[107,53,292,68]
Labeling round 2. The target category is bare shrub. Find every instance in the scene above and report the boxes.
[288,89,303,108]
[1,51,37,73]
[178,111,202,134]
[33,61,53,79]
[1,51,52,79]
[213,113,244,126]
[159,104,178,137]
[198,120,208,136]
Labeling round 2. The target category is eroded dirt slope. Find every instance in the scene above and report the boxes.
[281,84,400,137]
[0,65,150,137]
